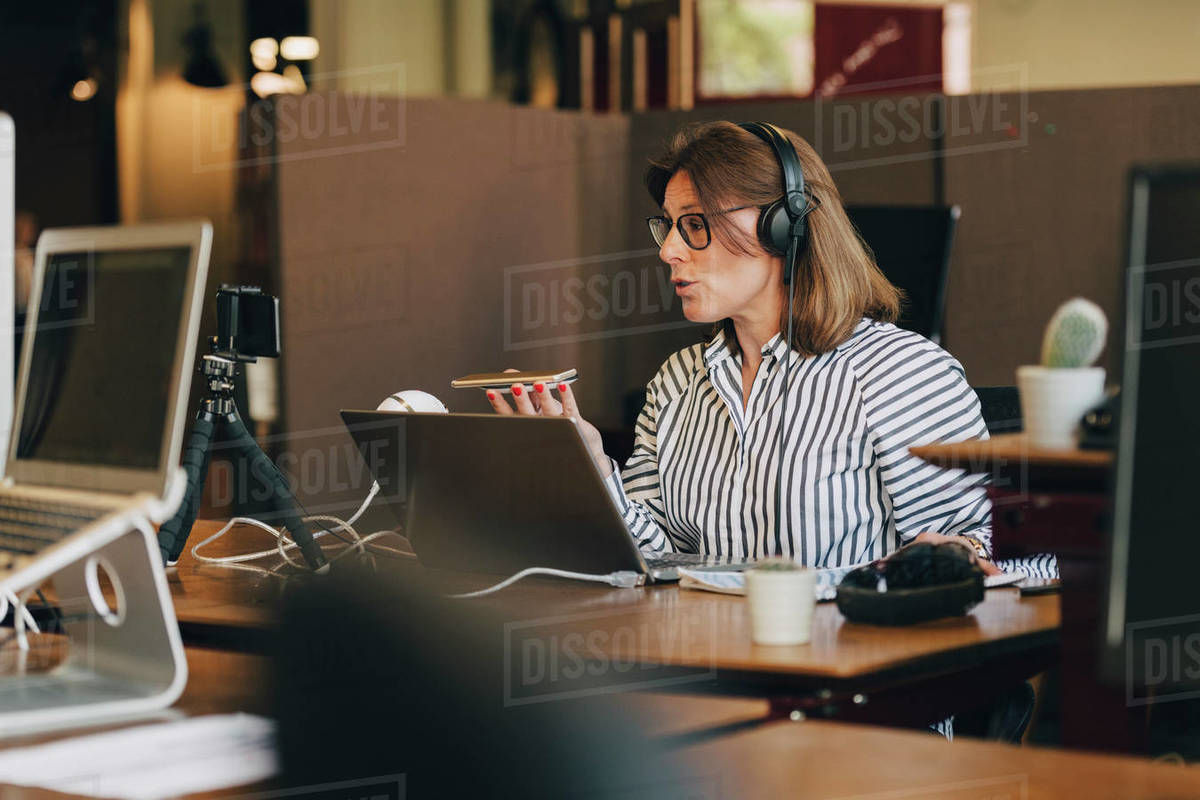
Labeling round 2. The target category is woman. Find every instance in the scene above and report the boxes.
[488,121,1052,578]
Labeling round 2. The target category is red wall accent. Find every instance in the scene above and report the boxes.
[814,4,943,97]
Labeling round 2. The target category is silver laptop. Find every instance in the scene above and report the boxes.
[0,221,210,593]
[340,410,750,583]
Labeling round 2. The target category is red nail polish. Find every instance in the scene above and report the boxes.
[512,385,523,397]
[534,382,545,393]
[558,383,568,392]
[486,390,495,400]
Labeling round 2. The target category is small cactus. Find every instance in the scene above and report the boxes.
[1041,298,1108,368]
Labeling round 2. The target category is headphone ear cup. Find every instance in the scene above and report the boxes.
[757,199,793,256]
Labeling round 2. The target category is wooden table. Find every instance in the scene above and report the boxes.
[2,630,1197,800]
[0,629,763,799]
[165,520,1060,729]
[678,717,1200,799]
[912,432,1134,752]
[911,432,1112,475]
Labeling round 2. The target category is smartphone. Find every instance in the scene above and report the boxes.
[1017,577,1062,596]
[450,369,578,393]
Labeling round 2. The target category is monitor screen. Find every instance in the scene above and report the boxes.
[15,246,191,470]
[0,113,13,477]
[845,205,958,342]
[1104,165,1200,699]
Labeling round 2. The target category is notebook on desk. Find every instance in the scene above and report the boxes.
[339,410,753,584]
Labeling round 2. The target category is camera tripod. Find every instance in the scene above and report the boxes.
[156,343,329,572]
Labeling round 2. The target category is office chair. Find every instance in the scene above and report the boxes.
[846,205,961,343]
[973,386,1023,434]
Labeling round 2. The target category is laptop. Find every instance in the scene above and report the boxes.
[0,221,211,593]
[340,410,750,583]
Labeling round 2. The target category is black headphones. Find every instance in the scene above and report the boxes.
[737,122,808,285]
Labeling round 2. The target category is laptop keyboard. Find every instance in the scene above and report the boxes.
[0,494,108,568]
[646,552,743,569]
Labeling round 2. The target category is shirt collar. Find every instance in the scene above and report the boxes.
[703,328,791,369]
[702,329,736,369]
[704,317,876,370]
[760,331,790,363]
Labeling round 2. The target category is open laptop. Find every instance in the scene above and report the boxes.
[0,221,211,593]
[340,410,750,583]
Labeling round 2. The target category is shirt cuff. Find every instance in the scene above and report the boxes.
[602,457,630,514]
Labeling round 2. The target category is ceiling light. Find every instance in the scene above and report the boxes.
[250,71,293,98]
[281,64,307,92]
[250,38,278,71]
[279,36,319,61]
[71,78,98,102]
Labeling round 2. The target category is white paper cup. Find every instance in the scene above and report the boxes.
[1016,365,1105,449]
[745,568,817,646]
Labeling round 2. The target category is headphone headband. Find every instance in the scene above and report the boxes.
[737,122,809,277]
[738,122,807,218]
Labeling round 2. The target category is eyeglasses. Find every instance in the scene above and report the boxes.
[646,205,755,250]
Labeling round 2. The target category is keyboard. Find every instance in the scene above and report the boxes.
[0,494,109,570]
[645,551,754,581]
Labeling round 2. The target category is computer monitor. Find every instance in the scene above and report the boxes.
[1101,164,1200,702]
[0,113,13,477]
[845,205,960,343]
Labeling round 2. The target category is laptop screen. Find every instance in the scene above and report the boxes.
[15,246,191,470]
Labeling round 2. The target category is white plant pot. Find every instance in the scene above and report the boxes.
[745,568,817,646]
[1016,365,1105,449]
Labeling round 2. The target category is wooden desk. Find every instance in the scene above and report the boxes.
[167,520,1060,728]
[0,631,764,799]
[912,432,1112,473]
[912,433,1135,753]
[2,632,1196,800]
[678,717,1200,799]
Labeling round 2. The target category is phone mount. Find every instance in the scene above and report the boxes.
[0,492,188,736]
[155,344,329,572]
[156,285,326,572]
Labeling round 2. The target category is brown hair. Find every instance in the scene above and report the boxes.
[645,121,901,357]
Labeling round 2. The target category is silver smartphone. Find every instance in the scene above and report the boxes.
[450,369,578,393]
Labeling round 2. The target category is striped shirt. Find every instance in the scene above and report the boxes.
[604,318,1057,579]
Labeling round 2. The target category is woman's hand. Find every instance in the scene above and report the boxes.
[484,369,612,477]
[906,531,1002,576]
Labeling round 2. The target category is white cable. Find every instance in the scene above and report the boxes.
[1,590,40,651]
[448,568,643,599]
[188,482,415,575]
[192,516,295,564]
[191,483,383,566]
[10,588,39,652]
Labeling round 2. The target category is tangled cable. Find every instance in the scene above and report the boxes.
[189,482,415,578]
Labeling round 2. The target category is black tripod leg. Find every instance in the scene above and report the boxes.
[222,411,329,573]
[158,412,218,564]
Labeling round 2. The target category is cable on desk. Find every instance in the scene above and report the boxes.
[189,481,414,577]
[1,589,40,651]
[448,568,644,599]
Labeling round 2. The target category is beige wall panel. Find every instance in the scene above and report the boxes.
[273,96,632,518]
[270,85,1200,514]
[943,84,1200,385]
